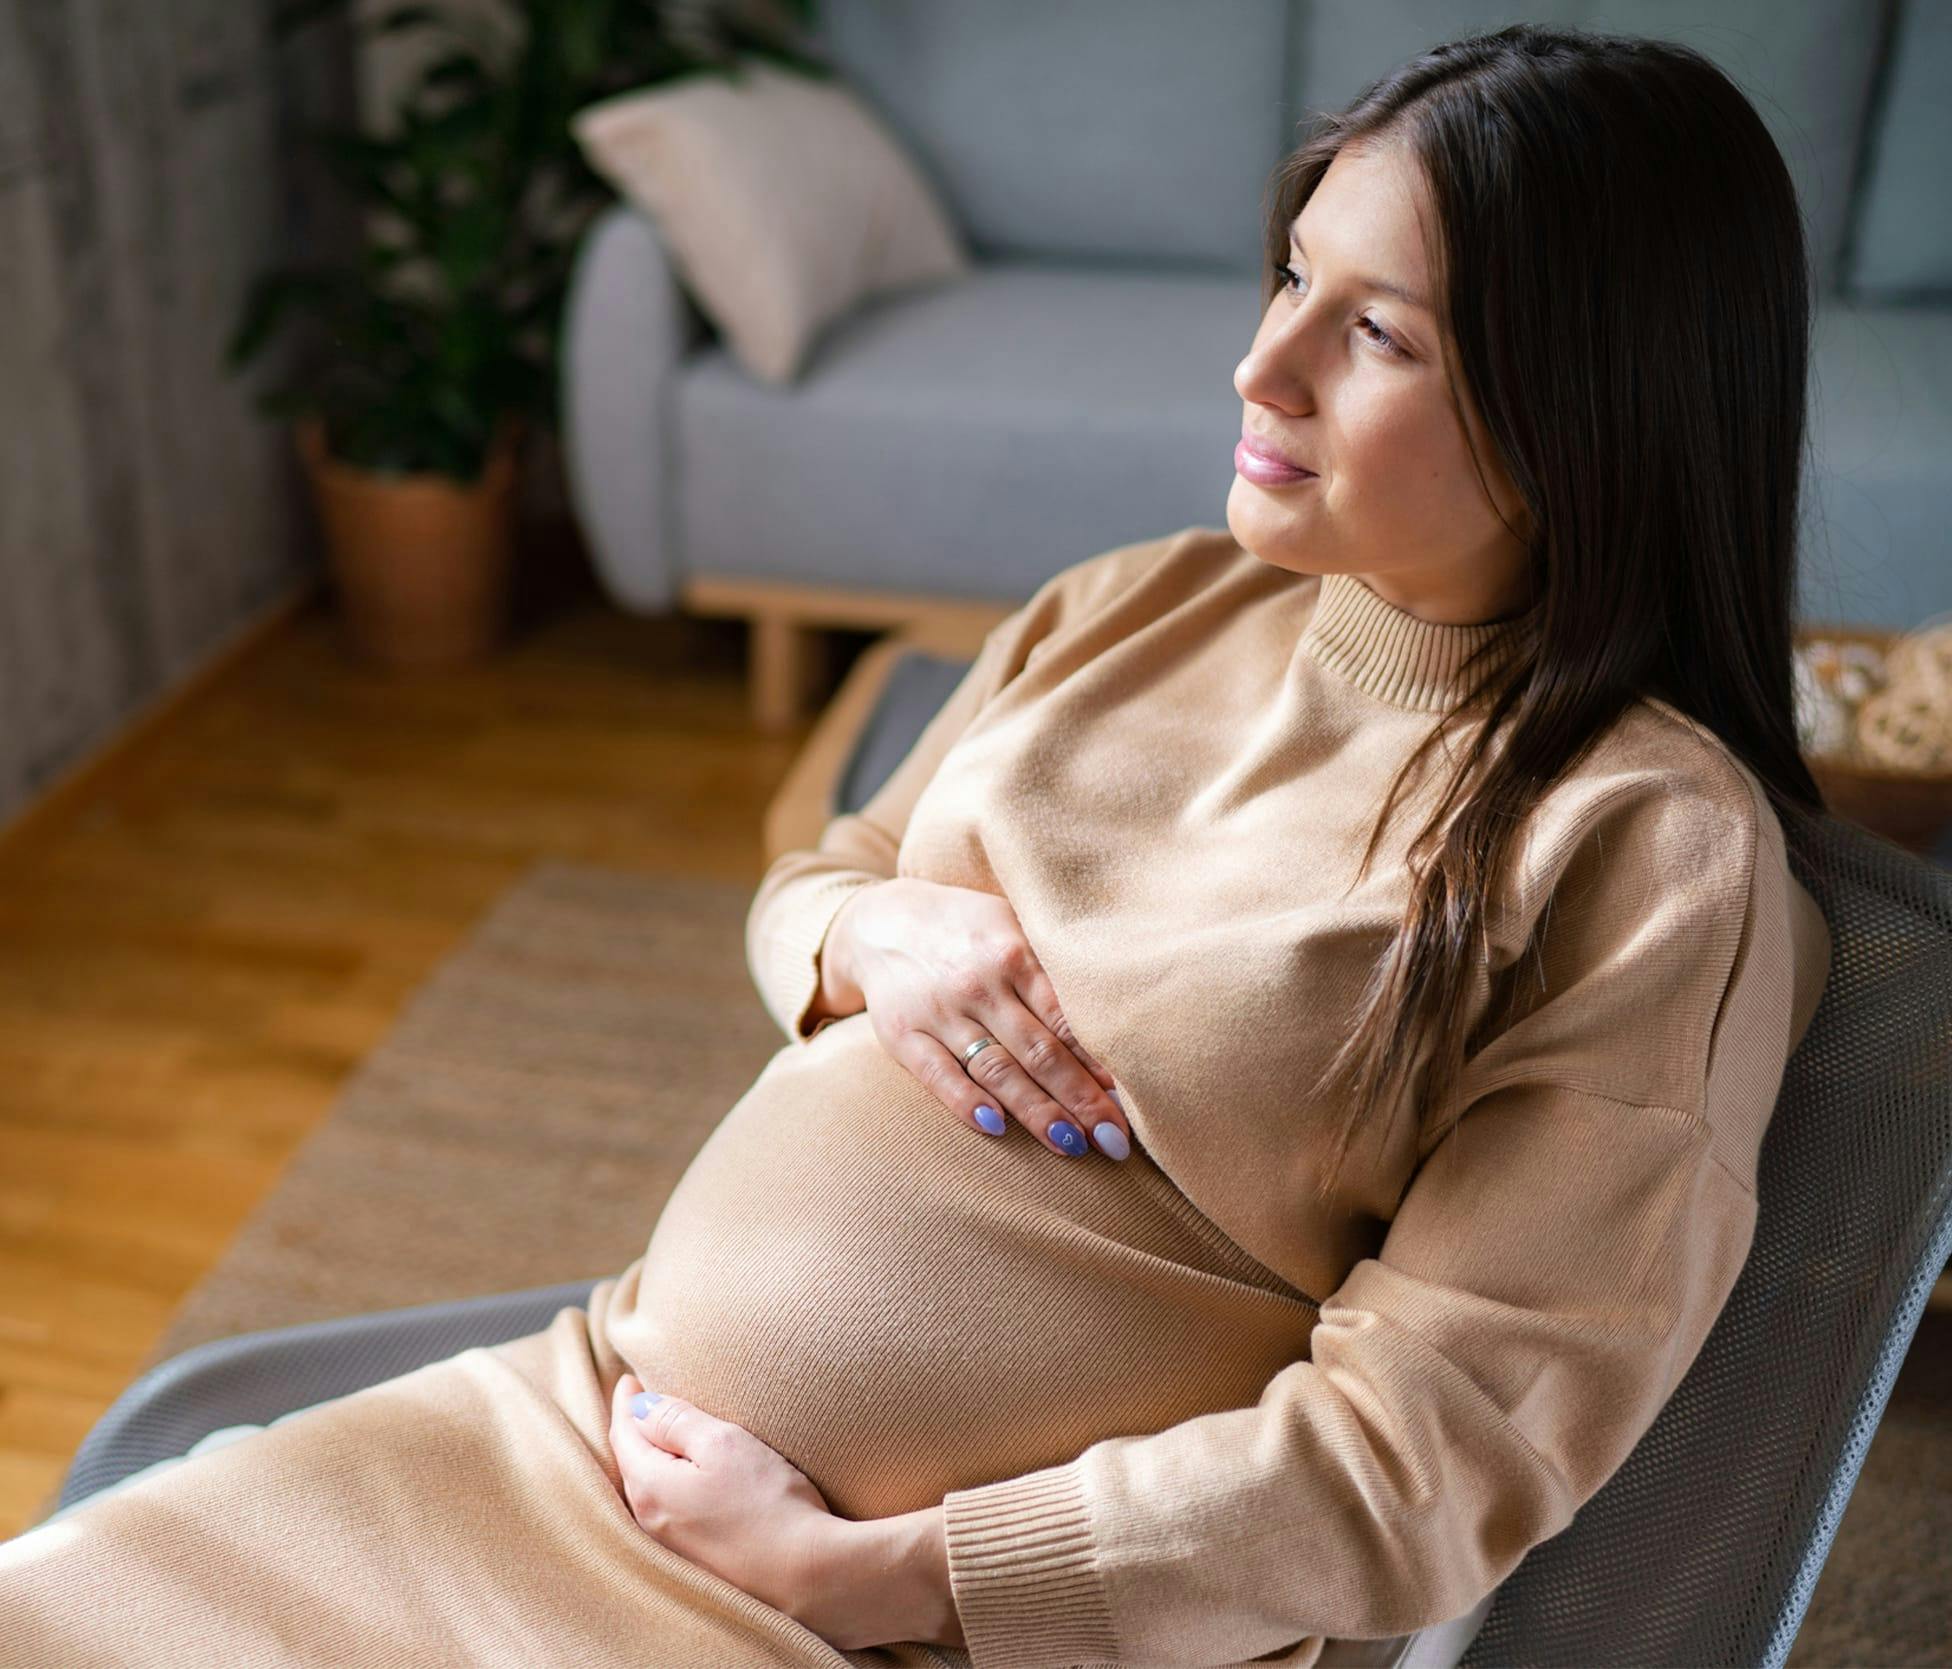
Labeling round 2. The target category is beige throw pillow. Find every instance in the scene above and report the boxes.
[570,60,969,385]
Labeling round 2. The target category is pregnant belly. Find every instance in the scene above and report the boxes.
[610,1015,1322,1522]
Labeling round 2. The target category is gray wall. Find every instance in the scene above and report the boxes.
[0,3,358,832]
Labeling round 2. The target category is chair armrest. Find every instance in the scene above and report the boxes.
[560,202,708,613]
[762,622,993,865]
[55,1279,604,1516]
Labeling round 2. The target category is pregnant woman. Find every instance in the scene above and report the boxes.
[2,23,1835,1669]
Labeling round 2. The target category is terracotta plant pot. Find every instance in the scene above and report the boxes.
[296,415,522,670]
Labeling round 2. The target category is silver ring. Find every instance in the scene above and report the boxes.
[961,1036,1001,1066]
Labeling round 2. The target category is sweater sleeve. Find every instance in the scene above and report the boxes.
[745,539,1162,1044]
[937,775,1832,1669]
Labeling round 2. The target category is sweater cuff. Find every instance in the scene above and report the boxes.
[765,873,884,1043]
[941,1460,1119,1669]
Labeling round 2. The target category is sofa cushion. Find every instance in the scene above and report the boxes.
[672,267,1952,628]
[805,0,1288,272]
[570,60,968,386]
[674,262,1262,602]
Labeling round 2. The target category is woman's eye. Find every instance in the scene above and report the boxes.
[1358,317,1401,355]
[1270,261,1403,358]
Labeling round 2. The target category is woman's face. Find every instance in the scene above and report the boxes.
[1228,140,1534,625]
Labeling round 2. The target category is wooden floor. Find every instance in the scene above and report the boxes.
[0,549,841,1536]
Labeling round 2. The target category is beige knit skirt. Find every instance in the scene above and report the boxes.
[0,1258,964,1669]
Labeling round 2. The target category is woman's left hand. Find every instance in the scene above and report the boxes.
[605,1373,844,1629]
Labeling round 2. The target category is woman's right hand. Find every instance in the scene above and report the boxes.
[825,878,1134,1162]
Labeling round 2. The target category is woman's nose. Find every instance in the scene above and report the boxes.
[1236,296,1316,409]
[1235,339,1311,414]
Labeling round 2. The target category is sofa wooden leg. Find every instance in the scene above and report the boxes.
[749,616,825,733]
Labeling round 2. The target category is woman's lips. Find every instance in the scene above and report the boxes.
[1234,439,1318,487]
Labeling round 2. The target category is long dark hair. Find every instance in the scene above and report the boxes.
[1273,24,1828,1201]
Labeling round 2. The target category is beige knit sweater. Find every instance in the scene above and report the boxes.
[0,524,1829,1669]
[725,524,1832,1668]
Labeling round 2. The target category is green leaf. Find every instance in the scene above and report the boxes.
[224,267,355,367]
[306,128,418,222]
[244,0,756,453]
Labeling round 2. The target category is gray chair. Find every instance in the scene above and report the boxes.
[56,1279,603,1516]
[54,652,1952,1668]
[1459,779,1952,1666]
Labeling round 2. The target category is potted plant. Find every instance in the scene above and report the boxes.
[226,0,820,668]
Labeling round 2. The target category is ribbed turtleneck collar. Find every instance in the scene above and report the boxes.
[1297,568,1541,713]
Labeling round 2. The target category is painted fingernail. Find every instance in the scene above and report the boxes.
[974,1104,1006,1136]
[1092,1121,1130,1161]
[1108,1088,1123,1107]
[630,1391,663,1419]
[1049,1120,1086,1157]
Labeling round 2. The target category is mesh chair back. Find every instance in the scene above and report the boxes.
[1459,811,1952,1667]
[57,1280,602,1513]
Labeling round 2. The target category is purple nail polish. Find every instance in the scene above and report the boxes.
[974,1104,1006,1136]
[630,1391,663,1419]
[1049,1120,1086,1156]
[1092,1121,1130,1161]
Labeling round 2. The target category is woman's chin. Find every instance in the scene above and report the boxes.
[1226,481,1319,576]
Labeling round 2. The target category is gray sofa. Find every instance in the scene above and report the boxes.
[560,0,1951,706]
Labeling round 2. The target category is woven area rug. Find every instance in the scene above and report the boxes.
[127,858,1946,1663]
[138,859,785,1370]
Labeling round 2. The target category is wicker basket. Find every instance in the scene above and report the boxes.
[1797,623,1952,856]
